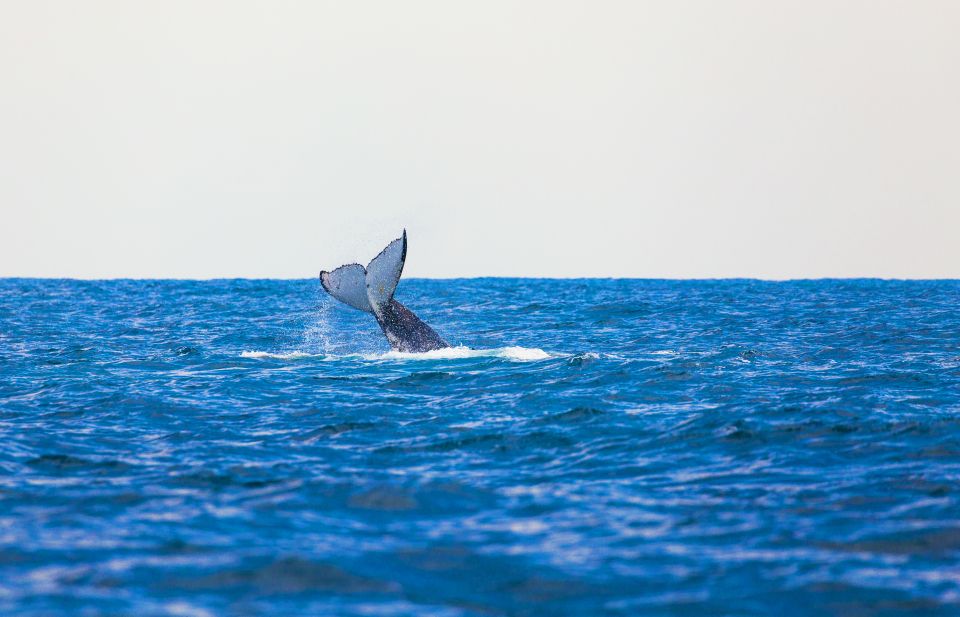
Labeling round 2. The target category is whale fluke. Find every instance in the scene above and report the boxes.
[365,233,406,308]
[320,263,372,313]
[320,231,449,353]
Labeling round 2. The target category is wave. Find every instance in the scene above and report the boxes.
[376,346,551,361]
[239,350,322,360]
[240,346,551,362]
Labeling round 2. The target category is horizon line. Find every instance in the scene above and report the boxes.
[2,276,959,283]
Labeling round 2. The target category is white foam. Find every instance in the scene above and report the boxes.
[373,345,551,362]
[240,345,551,362]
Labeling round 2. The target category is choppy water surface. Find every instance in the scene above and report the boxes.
[2,278,959,616]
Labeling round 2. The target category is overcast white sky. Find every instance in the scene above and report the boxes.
[1,1,958,278]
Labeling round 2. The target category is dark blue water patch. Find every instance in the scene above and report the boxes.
[1,278,960,616]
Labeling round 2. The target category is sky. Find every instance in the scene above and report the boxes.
[1,1,958,279]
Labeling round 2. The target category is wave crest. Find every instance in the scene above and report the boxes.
[376,346,550,361]
[240,346,551,362]
[239,351,320,360]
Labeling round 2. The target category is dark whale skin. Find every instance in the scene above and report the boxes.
[373,299,449,353]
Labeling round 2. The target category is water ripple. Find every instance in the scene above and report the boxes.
[1,278,959,615]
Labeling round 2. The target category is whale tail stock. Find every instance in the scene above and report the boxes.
[319,231,449,353]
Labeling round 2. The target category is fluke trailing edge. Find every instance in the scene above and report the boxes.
[320,231,449,353]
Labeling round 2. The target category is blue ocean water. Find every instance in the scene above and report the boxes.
[1,278,959,616]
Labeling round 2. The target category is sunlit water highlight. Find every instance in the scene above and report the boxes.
[1,278,959,616]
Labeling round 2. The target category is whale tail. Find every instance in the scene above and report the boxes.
[319,230,449,352]
[319,230,407,314]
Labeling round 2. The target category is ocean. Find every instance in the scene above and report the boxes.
[1,278,958,616]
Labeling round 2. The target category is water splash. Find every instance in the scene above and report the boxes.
[239,345,551,362]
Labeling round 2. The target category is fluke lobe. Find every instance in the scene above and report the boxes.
[320,231,449,353]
